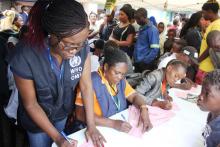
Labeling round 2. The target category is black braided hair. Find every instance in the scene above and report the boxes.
[203,69,220,90]
[27,0,88,49]
[103,41,128,67]
[103,40,119,55]
[42,0,88,38]
[166,59,187,72]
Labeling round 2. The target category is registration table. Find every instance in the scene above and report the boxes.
[52,86,208,147]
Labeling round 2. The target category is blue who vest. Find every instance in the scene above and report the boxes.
[91,72,127,117]
[10,41,89,132]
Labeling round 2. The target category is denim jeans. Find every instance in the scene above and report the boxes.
[27,118,67,147]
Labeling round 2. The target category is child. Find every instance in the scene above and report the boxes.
[197,69,220,147]
[136,59,187,110]
[158,22,166,55]
[163,29,177,53]
[158,39,187,65]
[90,39,104,72]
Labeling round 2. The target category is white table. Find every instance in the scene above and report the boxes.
[52,86,208,147]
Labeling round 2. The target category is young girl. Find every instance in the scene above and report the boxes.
[136,59,187,110]
[197,69,220,147]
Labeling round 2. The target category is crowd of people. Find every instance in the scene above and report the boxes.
[0,0,220,147]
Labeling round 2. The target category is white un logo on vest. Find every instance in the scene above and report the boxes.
[69,56,83,80]
[69,55,81,68]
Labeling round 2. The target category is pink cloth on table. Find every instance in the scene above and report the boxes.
[174,87,201,99]
[79,140,94,147]
[148,106,176,126]
[128,105,177,137]
[79,104,180,146]
[128,106,143,137]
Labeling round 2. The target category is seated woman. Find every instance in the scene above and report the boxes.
[75,42,152,133]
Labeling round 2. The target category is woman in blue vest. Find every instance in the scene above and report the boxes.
[9,0,105,147]
[76,41,152,133]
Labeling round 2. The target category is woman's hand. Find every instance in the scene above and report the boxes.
[113,120,132,133]
[152,100,172,110]
[175,78,197,90]
[164,95,173,102]
[185,78,197,87]
[85,126,106,147]
[56,136,78,147]
[160,100,172,110]
[138,108,153,132]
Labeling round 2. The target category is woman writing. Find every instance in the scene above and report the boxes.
[75,41,152,133]
[10,0,105,147]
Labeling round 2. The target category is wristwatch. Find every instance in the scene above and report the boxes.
[140,105,148,111]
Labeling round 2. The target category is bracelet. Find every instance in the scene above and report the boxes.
[140,105,148,111]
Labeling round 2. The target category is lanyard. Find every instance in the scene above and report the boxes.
[111,95,120,111]
[46,48,65,115]
[107,83,121,111]
[47,48,64,81]
[98,69,120,111]
[161,78,167,95]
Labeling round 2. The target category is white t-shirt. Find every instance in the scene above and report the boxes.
[158,53,176,69]
[91,54,100,72]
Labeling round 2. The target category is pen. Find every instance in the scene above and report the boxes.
[60,131,72,144]
[121,114,127,121]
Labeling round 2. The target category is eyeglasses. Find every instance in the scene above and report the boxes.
[60,40,87,51]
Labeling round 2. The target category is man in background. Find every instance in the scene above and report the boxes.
[134,8,160,73]
[20,5,29,24]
